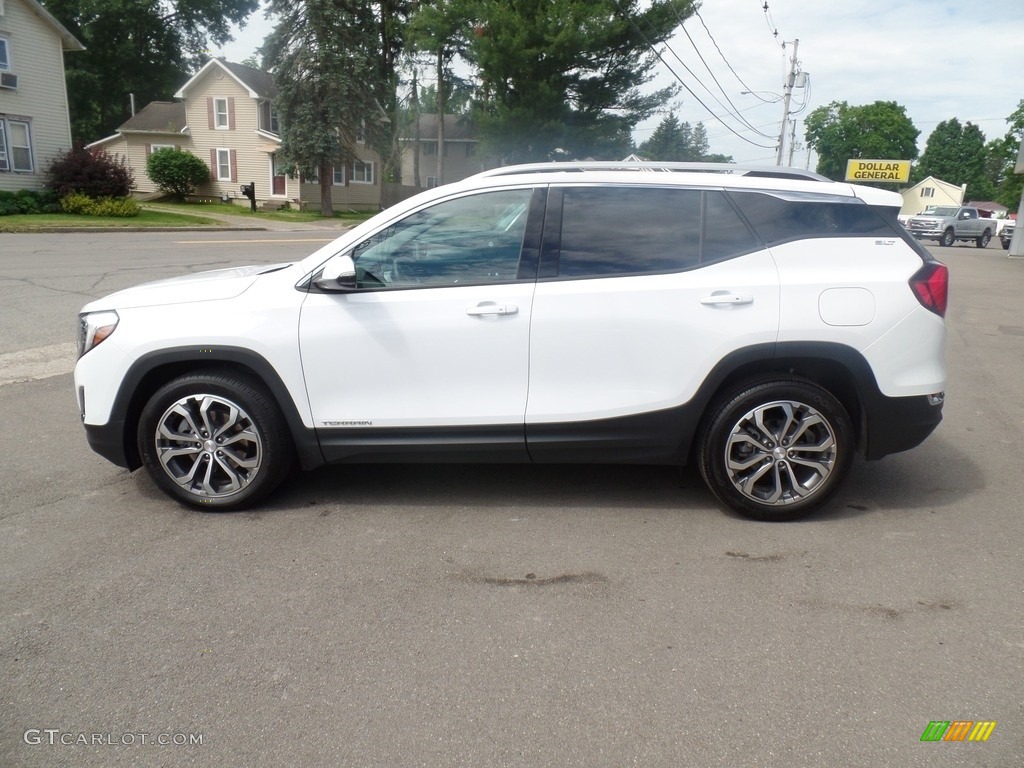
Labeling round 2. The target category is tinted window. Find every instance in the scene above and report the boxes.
[556,187,757,278]
[703,191,761,263]
[729,190,897,245]
[351,189,532,288]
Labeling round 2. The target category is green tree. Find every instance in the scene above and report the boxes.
[803,100,919,182]
[407,0,474,184]
[912,118,993,200]
[262,0,383,216]
[43,0,258,142]
[639,113,691,160]
[146,148,211,199]
[467,0,694,163]
[991,99,1024,210]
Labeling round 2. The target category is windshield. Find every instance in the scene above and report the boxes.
[923,206,958,217]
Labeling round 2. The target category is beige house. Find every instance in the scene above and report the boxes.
[90,58,384,210]
[0,0,83,191]
[400,114,486,190]
[899,176,965,216]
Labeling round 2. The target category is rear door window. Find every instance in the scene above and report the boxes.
[548,186,759,278]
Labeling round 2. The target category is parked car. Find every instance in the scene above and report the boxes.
[999,221,1015,250]
[906,205,995,248]
[75,162,948,521]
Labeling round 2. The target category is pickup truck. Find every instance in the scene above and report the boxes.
[906,206,994,248]
[1000,221,1015,250]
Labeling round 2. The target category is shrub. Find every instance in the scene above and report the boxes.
[60,192,98,215]
[60,193,140,217]
[146,148,211,199]
[90,196,140,217]
[46,145,134,199]
[0,189,60,215]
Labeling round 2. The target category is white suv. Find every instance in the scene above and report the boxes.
[75,162,948,521]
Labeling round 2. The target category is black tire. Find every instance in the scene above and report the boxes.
[976,230,991,248]
[137,371,293,510]
[939,228,955,248]
[697,377,854,521]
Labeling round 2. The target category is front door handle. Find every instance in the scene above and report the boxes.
[700,294,753,306]
[466,303,519,316]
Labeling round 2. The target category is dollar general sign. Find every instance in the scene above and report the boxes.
[844,159,911,183]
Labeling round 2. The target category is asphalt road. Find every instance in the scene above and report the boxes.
[1,232,1021,767]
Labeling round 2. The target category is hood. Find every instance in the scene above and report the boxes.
[81,263,291,312]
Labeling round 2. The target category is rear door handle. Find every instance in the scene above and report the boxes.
[700,294,753,306]
[466,304,519,316]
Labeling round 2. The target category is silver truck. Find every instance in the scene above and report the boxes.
[906,206,995,248]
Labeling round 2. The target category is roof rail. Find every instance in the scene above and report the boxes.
[472,161,830,183]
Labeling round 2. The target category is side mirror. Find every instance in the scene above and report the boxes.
[312,254,358,292]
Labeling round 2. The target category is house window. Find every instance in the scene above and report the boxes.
[0,36,10,71]
[333,165,345,185]
[214,98,229,129]
[0,119,32,172]
[466,143,476,158]
[216,148,232,180]
[305,166,319,183]
[355,119,366,143]
[425,176,438,189]
[423,143,436,156]
[352,160,374,184]
[921,187,934,198]
[149,143,174,153]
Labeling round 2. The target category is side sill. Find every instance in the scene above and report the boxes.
[318,425,530,464]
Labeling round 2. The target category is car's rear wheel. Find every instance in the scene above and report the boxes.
[976,230,991,248]
[698,377,854,521]
[137,371,292,510]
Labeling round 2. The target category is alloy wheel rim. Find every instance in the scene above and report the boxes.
[724,399,837,506]
[155,393,263,499]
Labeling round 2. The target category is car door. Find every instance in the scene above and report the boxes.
[298,186,543,462]
[525,184,780,462]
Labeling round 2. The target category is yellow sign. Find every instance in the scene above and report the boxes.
[844,159,911,183]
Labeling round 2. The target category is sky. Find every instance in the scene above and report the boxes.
[217,0,1024,167]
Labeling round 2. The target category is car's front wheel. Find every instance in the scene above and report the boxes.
[697,378,854,521]
[939,228,955,248]
[137,371,292,510]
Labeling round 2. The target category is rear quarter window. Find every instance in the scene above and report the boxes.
[729,190,897,246]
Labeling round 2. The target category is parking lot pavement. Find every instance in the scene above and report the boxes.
[1,234,1022,768]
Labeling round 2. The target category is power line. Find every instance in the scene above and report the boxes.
[692,8,771,102]
[611,1,776,149]
[670,8,776,138]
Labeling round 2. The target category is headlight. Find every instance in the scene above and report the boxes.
[77,310,119,358]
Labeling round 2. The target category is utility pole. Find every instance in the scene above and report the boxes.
[787,119,799,166]
[776,38,799,166]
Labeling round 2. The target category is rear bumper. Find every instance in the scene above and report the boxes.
[864,393,944,460]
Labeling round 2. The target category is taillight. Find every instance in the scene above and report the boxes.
[909,262,948,317]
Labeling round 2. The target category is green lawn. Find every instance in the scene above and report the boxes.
[0,201,377,233]
[0,209,220,232]
[145,200,377,225]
